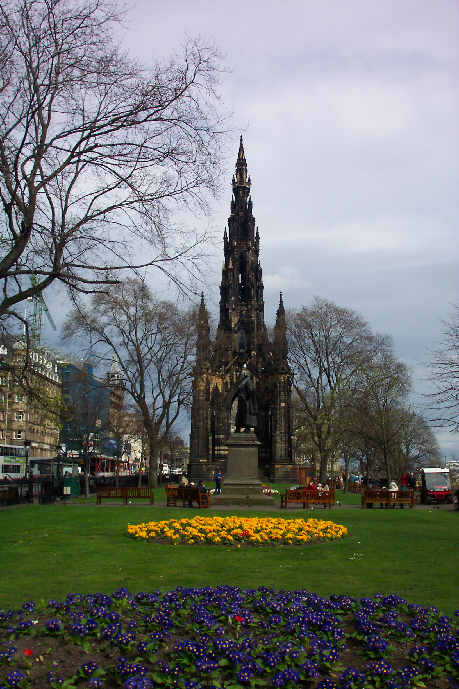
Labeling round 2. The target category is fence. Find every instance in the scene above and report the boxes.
[0,479,61,506]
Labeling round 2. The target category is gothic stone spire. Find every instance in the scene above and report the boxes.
[273,291,289,370]
[234,135,250,188]
[196,292,210,369]
[216,138,266,366]
[189,138,294,482]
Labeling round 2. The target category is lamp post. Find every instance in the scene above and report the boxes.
[24,439,32,502]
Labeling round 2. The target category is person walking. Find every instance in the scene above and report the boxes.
[215,471,222,495]
[408,472,417,489]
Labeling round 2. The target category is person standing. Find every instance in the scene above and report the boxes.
[215,471,222,495]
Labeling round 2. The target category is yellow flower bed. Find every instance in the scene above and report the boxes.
[127,515,348,546]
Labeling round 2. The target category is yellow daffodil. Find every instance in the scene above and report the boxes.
[127,515,348,546]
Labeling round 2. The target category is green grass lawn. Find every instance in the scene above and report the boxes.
[1,503,457,614]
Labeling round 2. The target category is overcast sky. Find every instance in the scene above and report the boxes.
[47,0,459,456]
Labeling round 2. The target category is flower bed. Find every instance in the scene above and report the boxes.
[262,487,280,496]
[127,516,348,546]
[0,587,457,689]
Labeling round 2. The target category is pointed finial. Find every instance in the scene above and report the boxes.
[277,292,285,316]
[238,135,245,160]
[234,136,250,188]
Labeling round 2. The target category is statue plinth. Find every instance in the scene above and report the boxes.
[211,432,275,506]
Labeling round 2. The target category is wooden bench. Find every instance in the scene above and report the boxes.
[280,488,335,509]
[165,484,179,506]
[177,485,210,508]
[361,489,415,509]
[96,486,154,505]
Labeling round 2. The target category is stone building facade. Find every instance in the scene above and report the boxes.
[0,341,62,466]
[189,139,295,481]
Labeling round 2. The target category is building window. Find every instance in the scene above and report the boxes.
[15,412,24,421]
[12,430,22,440]
[2,464,21,474]
[15,394,24,403]
[0,377,7,386]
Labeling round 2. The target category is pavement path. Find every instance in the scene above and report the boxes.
[65,499,457,511]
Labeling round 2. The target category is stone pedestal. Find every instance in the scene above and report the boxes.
[211,432,275,506]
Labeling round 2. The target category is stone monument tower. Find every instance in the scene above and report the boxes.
[189,138,295,482]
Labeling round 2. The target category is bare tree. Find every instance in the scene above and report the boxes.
[427,304,459,433]
[0,0,227,329]
[106,404,130,488]
[63,278,195,487]
[287,297,377,482]
[350,348,411,482]
[397,409,441,471]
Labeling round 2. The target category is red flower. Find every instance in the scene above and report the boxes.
[235,615,245,624]
[241,530,250,537]
[24,649,33,657]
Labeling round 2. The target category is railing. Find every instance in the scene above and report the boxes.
[0,478,60,505]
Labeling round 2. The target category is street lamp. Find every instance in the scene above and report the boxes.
[24,439,32,502]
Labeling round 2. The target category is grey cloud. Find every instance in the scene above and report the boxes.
[51,0,458,458]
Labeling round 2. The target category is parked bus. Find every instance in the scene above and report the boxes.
[29,457,81,480]
[0,444,27,479]
[420,467,453,504]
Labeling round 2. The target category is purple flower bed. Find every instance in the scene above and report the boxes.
[0,587,457,688]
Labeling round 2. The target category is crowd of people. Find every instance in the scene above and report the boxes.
[305,479,331,494]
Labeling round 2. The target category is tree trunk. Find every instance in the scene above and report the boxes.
[84,454,90,498]
[115,459,119,489]
[343,452,350,492]
[148,445,159,488]
[381,414,392,483]
[319,449,328,483]
[382,442,391,483]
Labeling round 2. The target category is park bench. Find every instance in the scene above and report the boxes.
[280,487,335,509]
[96,485,154,505]
[165,484,179,506]
[177,485,210,508]
[165,484,209,508]
[361,488,415,509]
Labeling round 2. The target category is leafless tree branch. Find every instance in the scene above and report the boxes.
[0,0,228,327]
